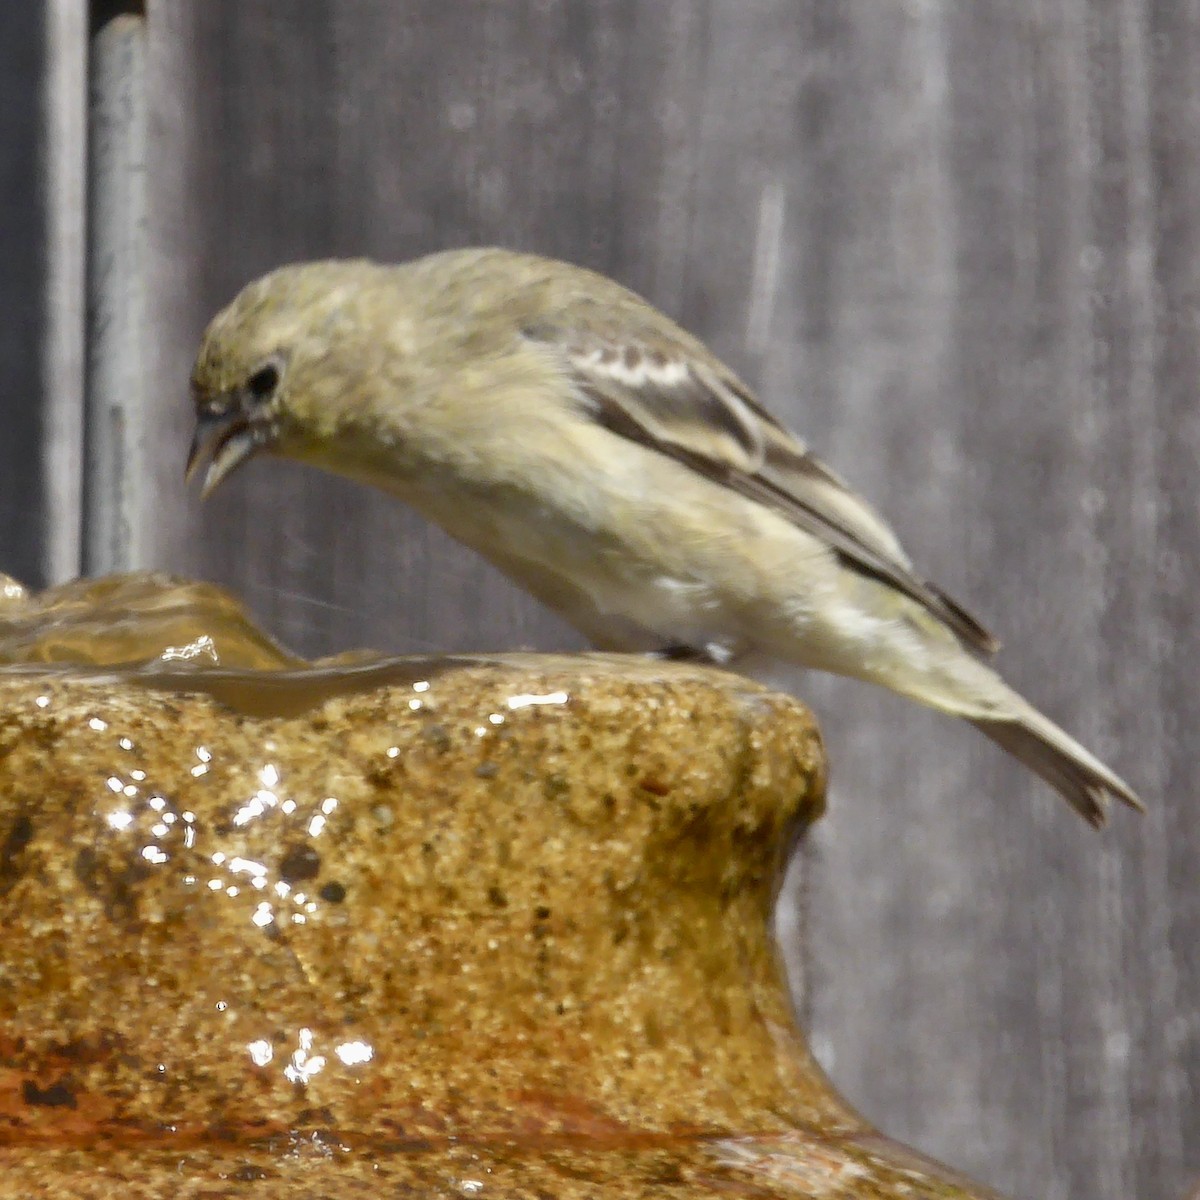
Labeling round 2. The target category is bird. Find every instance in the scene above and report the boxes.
[185,247,1142,827]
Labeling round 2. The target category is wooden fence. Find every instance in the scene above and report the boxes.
[3,4,1196,1197]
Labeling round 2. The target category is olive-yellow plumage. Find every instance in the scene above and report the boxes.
[187,247,1142,827]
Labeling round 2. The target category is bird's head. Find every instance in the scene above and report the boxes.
[186,259,393,498]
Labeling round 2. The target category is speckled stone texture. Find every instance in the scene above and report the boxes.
[0,574,1004,1198]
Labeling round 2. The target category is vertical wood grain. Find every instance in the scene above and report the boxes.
[787,7,1197,1199]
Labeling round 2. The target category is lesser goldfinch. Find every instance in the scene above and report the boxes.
[185,248,1141,826]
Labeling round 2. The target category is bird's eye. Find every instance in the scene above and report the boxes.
[246,362,280,400]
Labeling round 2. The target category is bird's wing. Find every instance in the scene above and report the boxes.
[524,318,998,655]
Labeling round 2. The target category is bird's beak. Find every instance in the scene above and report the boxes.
[185,406,275,499]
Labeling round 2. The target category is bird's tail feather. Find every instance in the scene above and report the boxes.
[738,644,1142,827]
[969,706,1143,829]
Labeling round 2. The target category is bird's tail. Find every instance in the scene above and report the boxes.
[968,704,1143,829]
[744,621,1143,826]
[841,634,1145,827]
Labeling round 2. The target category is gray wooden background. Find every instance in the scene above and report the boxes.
[3,4,1196,1198]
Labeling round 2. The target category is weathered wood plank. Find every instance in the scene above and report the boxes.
[793,6,1197,1199]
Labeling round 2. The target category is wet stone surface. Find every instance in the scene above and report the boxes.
[0,573,1003,1198]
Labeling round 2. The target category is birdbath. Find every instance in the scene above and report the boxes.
[0,572,1004,1198]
